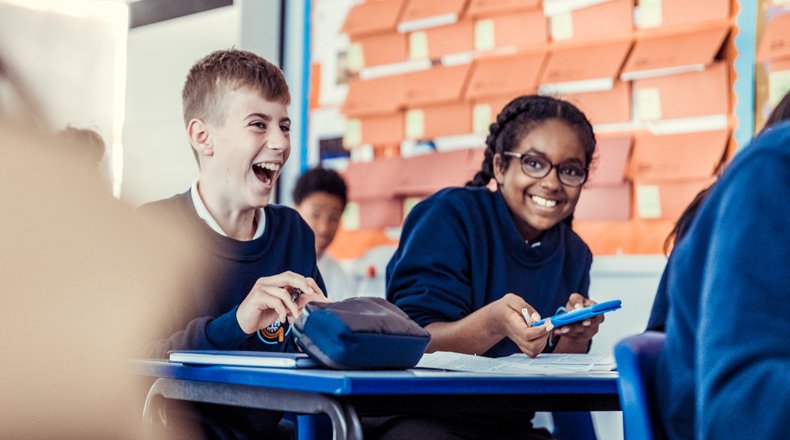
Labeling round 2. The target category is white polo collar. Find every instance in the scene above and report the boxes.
[190,179,265,240]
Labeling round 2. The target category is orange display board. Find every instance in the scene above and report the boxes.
[316,0,742,256]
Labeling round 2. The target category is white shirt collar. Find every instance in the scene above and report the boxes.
[190,179,266,240]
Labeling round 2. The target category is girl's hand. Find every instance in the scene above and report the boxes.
[553,293,603,352]
[491,293,553,358]
[236,271,326,334]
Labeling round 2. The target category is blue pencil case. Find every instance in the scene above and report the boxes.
[292,297,431,370]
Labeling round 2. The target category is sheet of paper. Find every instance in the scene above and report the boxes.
[417,352,561,375]
[405,109,425,139]
[500,353,617,372]
[636,184,662,219]
[550,11,574,41]
[638,0,662,28]
[475,19,496,51]
[637,87,663,121]
[473,104,493,135]
[409,31,429,61]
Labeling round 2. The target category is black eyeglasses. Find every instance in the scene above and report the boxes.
[503,152,588,187]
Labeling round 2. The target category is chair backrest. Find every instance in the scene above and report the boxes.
[614,331,668,440]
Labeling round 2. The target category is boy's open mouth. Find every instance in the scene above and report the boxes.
[253,162,280,185]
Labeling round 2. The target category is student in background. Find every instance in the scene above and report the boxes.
[646,89,790,332]
[293,166,356,301]
[56,125,109,190]
[58,125,105,166]
[378,95,604,440]
[655,118,790,440]
[140,48,328,439]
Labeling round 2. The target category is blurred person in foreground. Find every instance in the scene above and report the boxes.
[293,166,357,301]
[646,90,790,332]
[654,95,790,438]
[0,49,198,438]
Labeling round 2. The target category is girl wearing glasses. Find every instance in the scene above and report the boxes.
[374,95,602,440]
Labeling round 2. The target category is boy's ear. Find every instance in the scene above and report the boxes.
[187,119,213,158]
[493,153,506,184]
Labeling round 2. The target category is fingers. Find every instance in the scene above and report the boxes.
[264,271,320,296]
[257,285,300,321]
[303,277,325,298]
[566,293,594,310]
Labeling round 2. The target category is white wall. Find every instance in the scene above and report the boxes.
[588,255,666,440]
[0,2,122,189]
[121,6,240,207]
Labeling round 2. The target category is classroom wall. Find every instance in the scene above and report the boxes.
[0,2,120,188]
[121,5,240,207]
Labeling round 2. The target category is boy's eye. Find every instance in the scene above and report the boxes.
[250,122,266,129]
[280,125,290,132]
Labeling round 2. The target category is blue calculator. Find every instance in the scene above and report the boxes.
[532,300,621,327]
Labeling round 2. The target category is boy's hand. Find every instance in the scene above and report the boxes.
[491,293,553,358]
[236,271,326,334]
[553,293,603,352]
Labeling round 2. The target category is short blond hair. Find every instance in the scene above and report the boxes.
[182,49,291,162]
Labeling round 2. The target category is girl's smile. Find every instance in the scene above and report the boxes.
[494,118,586,243]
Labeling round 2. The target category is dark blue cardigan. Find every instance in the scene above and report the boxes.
[657,121,790,440]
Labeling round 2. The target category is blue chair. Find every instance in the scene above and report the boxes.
[614,331,668,440]
[552,411,598,440]
[281,413,332,440]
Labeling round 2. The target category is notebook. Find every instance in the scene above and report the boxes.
[168,350,319,369]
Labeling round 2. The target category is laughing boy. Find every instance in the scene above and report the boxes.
[141,49,328,439]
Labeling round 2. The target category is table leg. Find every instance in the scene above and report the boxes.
[143,378,361,440]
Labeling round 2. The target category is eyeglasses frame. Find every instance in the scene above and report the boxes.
[502,151,589,187]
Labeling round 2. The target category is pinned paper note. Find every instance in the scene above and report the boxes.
[473,104,493,135]
[475,19,496,51]
[409,31,429,61]
[637,87,663,121]
[347,43,365,73]
[636,185,662,219]
[343,119,362,148]
[550,11,573,41]
[405,109,425,139]
[350,144,374,163]
[341,202,360,231]
[769,70,790,106]
[403,197,422,220]
[638,0,663,28]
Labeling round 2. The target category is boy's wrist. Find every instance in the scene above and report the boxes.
[206,306,250,349]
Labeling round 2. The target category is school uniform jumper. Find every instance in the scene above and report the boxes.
[380,186,592,439]
[387,186,592,358]
[656,121,790,440]
[140,190,325,439]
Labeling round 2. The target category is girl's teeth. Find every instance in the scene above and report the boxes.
[532,196,557,207]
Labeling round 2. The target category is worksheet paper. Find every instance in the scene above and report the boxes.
[416,352,616,375]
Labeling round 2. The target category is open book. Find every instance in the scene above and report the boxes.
[168,350,319,369]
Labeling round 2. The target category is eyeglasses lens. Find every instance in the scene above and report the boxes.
[520,155,586,187]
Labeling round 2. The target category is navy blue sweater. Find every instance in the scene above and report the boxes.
[386,187,593,358]
[656,121,790,440]
[141,191,325,359]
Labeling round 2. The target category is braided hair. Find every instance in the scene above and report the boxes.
[467,95,596,188]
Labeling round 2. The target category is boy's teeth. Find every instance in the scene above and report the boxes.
[532,195,557,207]
[256,163,280,171]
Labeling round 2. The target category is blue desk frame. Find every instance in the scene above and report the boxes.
[135,360,619,440]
